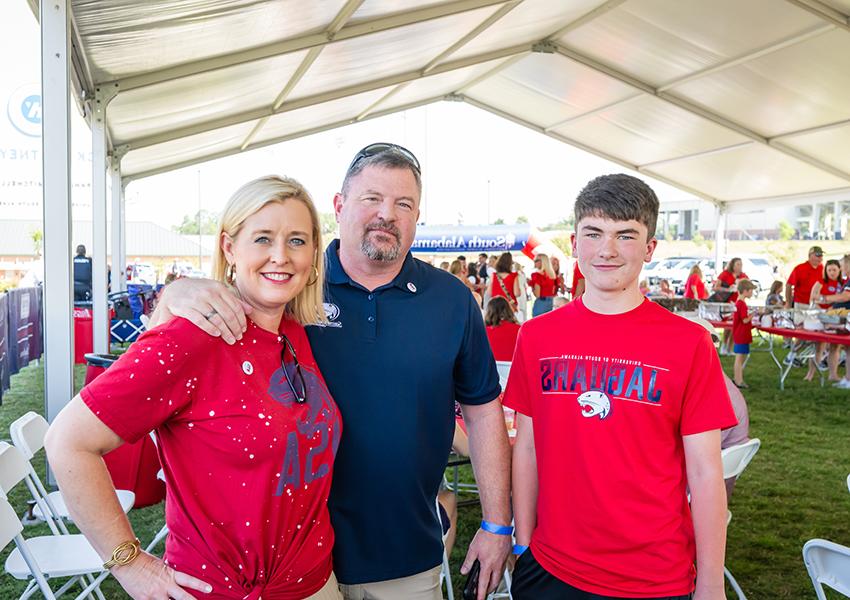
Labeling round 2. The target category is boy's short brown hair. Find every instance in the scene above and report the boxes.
[574,174,659,239]
[737,279,756,294]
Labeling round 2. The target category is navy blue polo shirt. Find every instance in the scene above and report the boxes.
[306,240,500,584]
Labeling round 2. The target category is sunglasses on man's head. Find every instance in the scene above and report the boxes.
[347,143,421,175]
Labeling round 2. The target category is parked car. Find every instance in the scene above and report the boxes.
[126,263,158,285]
[698,255,777,293]
[647,256,705,294]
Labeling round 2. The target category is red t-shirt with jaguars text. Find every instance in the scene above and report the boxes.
[503,299,735,598]
[82,317,341,600]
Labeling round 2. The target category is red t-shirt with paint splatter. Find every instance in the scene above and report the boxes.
[81,316,341,600]
[503,298,735,597]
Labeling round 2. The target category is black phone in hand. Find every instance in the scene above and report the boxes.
[462,559,481,600]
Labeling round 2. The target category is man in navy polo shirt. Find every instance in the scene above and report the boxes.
[152,144,512,600]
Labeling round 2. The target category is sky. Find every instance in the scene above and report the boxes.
[0,1,699,232]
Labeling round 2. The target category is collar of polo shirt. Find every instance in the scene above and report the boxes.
[324,239,420,293]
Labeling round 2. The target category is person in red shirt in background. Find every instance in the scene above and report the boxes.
[507,174,734,600]
[733,279,757,389]
[786,245,824,308]
[713,257,748,354]
[570,261,585,299]
[530,254,558,317]
[712,257,748,303]
[551,256,567,296]
[485,297,521,361]
[805,259,844,382]
[684,264,709,300]
[490,252,521,311]
[45,176,344,600]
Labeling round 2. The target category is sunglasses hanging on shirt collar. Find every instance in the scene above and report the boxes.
[280,334,307,404]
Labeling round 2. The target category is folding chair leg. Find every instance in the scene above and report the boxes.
[725,566,747,600]
[145,524,169,554]
[441,550,454,600]
[20,580,40,600]
[72,571,111,600]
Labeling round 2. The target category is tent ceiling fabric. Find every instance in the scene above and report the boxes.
[55,0,850,205]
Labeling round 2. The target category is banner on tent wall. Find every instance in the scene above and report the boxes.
[7,287,41,374]
[0,293,9,402]
[410,225,543,258]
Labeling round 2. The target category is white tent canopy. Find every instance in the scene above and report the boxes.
[28,0,850,201]
[25,0,850,421]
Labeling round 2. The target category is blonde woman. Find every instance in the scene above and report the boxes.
[683,264,708,300]
[530,253,558,317]
[46,176,343,600]
[450,259,482,306]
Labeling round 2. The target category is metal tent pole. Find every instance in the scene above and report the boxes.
[40,0,74,424]
[90,88,115,354]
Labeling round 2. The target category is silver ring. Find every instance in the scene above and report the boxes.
[204,309,217,320]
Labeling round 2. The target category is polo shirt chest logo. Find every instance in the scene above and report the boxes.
[320,302,342,328]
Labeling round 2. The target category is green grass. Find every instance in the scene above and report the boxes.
[1,345,849,599]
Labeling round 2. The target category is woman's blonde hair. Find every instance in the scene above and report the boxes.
[689,264,703,278]
[212,175,326,325]
[535,253,556,279]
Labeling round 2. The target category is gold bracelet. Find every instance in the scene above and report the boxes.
[103,538,141,570]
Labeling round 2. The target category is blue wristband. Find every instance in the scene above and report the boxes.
[512,544,528,555]
[480,520,513,535]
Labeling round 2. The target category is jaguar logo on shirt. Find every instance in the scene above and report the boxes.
[539,355,665,415]
[577,390,611,420]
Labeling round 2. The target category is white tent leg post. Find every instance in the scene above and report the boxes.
[714,204,727,272]
[834,200,841,240]
[110,161,122,294]
[40,0,75,436]
[90,88,114,355]
[119,182,127,291]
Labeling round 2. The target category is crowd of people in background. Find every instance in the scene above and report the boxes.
[437,250,580,323]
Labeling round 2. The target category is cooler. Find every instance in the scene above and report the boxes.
[73,307,93,364]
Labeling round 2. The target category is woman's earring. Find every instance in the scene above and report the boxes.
[307,265,319,286]
[226,263,236,285]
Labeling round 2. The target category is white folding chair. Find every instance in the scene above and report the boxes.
[721,438,761,600]
[436,496,454,600]
[722,438,761,481]
[9,411,135,523]
[0,443,109,600]
[495,361,511,391]
[803,539,850,599]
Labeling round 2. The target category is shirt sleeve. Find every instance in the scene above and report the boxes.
[680,330,737,436]
[787,265,799,286]
[502,328,531,416]
[453,290,501,406]
[80,318,217,443]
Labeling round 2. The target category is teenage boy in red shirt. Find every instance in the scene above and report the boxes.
[505,174,736,600]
